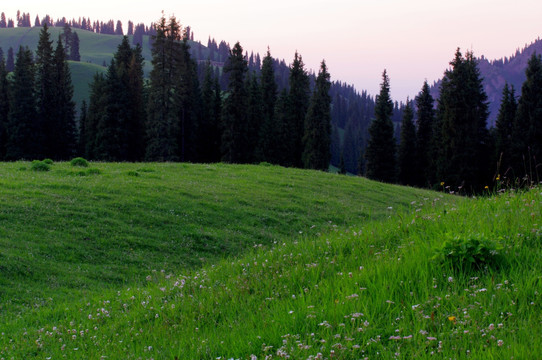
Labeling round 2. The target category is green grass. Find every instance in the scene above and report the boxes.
[1,162,540,359]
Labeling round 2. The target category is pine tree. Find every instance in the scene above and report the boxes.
[35,24,55,158]
[302,60,332,171]
[6,47,14,72]
[398,101,418,185]
[83,73,107,159]
[287,52,310,168]
[255,49,279,163]
[78,100,88,156]
[329,123,341,167]
[176,38,200,162]
[0,13,6,28]
[52,36,77,159]
[342,119,363,174]
[415,80,436,187]
[494,83,517,178]
[6,47,39,160]
[198,62,221,162]
[221,41,249,163]
[70,32,80,61]
[436,49,491,193]
[245,72,263,162]
[0,56,8,159]
[145,15,183,161]
[511,53,542,181]
[365,70,397,183]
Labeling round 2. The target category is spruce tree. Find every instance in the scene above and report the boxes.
[287,52,311,168]
[342,119,363,174]
[78,100,88,156]
[495,83,517,178]
[221,41,249,163]
[397,101,418,185]
[35,24,55,158]
[6,47,39,160]
[6,47,14,72]
[256,49,279,163]
[52,36,77,159]
[245,72,263,162]
[511,53,542,181]
[302,60,332,171]
[415,80,436,187]
[84,73,107,159]
[70,32,80,61]
[146,16,182,161]
[198,62,221,162]
[0,56,8,159]
[436,49,491,193]
[365,70,397,183]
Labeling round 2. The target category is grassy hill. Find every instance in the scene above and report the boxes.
[0,27,154,110]
[0,162,540,358]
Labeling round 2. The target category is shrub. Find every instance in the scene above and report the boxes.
[432,233,505,272]
[259,162,273,167]
[70,157,89,167]
[42,158,54,165]
[30,160,51,172]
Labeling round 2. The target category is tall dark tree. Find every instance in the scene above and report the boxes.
[329,123,341,167]
[146,15,183,161]
[255,49,279,163]
[0,55,8,159]
[51,36,77,159]
[221,41,249,163]
[198,62,222,162]
[70,32,80,61]
[342,119,363,175]
[6,47,39,160]
[83,73,107,159]
[6,47,14,72]
[240,72,260,162]
[302,60,332,170]
[287,52,310,168]
[35,24,56,158]
[115,20,123,35]
[415,80,436,187]
[365,70,397,183]
[494,83,517,178]
[78,100,88,156]
[511,53,542,180]
[436,49,491,192]
[398,101,418,185]
[0,13,6,28]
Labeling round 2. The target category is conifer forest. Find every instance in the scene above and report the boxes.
[0,14,541,194]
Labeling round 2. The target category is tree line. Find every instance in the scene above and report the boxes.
[365,49,542,193]
[0,18,332,171]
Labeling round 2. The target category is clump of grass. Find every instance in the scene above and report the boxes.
[259,161,273,167]
[137,168,155,173]
[30,160,51,172]
[127,171,139,177]
[70,157,89,167]
[75,168,102,176]
[432,233,506,272]
[42,158,54,165]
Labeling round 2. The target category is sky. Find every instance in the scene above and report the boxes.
[3,0,542,101]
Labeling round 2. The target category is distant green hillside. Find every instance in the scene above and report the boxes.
[0,27,155,110]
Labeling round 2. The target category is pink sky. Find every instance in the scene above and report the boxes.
[2,0,542,100]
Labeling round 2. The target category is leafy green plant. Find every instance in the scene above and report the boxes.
[42,158,54,165]
[432,233,505,271]
[70,157,89,167]
[30,160,51,172]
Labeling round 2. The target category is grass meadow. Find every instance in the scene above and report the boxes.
[0,161,540,359]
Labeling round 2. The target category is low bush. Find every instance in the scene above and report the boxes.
[42,159,54,165]
[70,157,89,167]
[30,160,51,172]
[432,233,506,272]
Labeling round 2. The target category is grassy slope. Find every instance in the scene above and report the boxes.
[0,162,437,313]
[0,27,154,110]
[1,163,540,359]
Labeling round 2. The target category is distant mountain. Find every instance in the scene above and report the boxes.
[431,37,542,127]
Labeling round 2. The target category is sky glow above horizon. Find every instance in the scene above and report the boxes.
[2,0,542,100]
